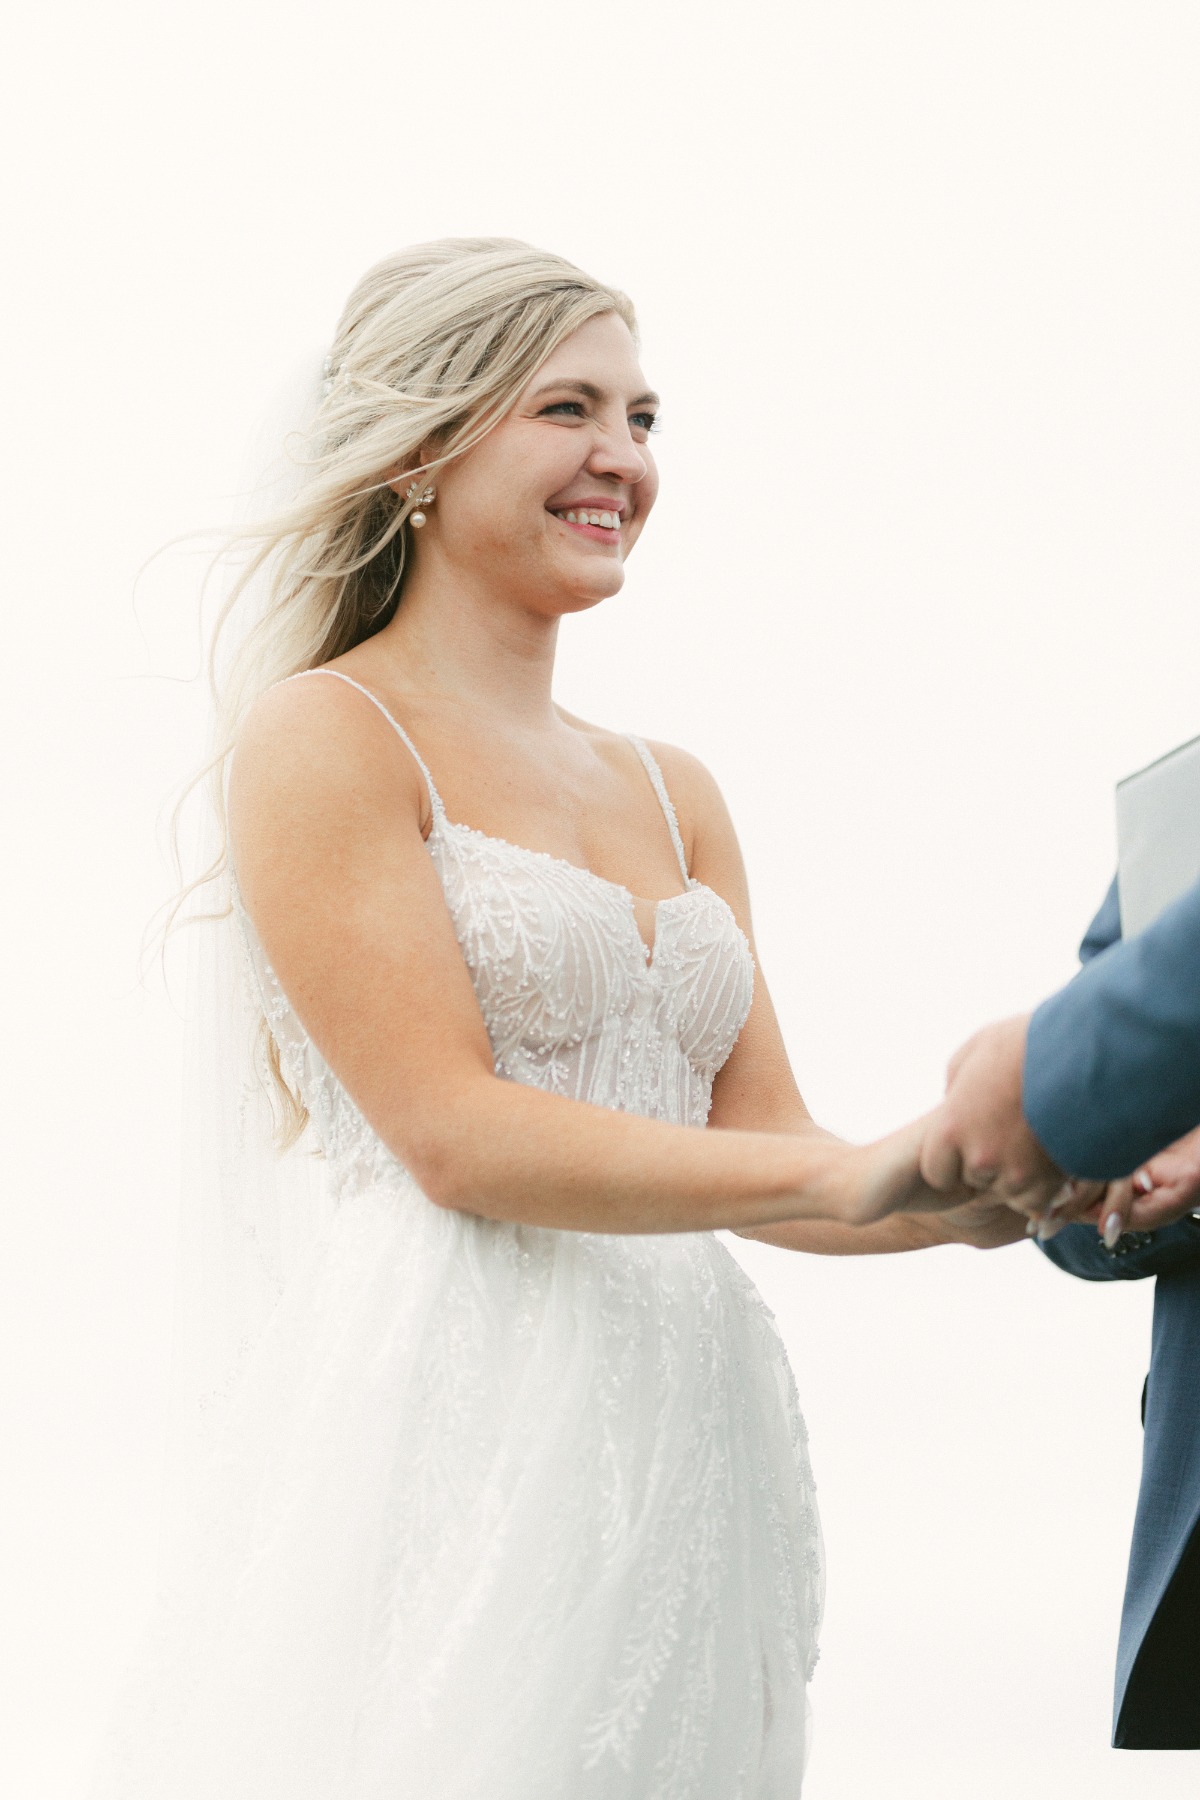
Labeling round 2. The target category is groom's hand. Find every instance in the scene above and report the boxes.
[920,1013,1067,1212]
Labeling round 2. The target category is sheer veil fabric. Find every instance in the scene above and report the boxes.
[163,356,336,1509]
[88,374,825,1799]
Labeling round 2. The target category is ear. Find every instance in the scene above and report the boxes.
[386,436,443,497]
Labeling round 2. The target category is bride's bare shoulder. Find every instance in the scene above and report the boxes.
[560,708,719,797]
[563,709,740,876]
[638,737,723,802]
[229,673,428,843]
[638,737,748,894]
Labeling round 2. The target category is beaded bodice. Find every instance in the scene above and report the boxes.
[241,670,756,1200]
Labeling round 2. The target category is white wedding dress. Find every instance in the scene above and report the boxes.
[91,669,823,1799]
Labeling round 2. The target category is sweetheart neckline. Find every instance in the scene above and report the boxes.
[429,814,725,969]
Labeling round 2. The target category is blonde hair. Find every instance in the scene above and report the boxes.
[175,237,637,1140]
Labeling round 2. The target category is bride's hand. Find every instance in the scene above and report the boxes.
[933,1192,1035,1249]
[839,1113,978,1226]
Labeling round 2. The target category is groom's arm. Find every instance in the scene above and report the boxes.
[923,876,1200,1198]
[1023,876,1200,1179]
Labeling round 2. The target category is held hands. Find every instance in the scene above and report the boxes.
[1050,1124,1200,1244]
[934,1191,1038,1248]
[844,1112,1004,1226]
[917,1013,1200,1246]
[824,1012,1199,1245]
[829,1115,1041,1247]
[918,1015,1096,1216]
[1125,1126,1200,1230]
[828,1027,1074,1231]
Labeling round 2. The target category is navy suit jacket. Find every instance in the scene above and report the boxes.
[1035,878,1200,1747]
[1024,875,1200,1179]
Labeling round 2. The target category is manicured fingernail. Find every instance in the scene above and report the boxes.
[1025,1218,1039,1238]
[1135,1171,1154,1195]
[1103,1213,1123,1249]
[1037,1218,1064,1242]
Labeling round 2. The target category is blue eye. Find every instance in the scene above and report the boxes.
[538,399,659,434]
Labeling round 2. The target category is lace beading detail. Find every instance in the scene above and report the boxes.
[242,810,754,1199]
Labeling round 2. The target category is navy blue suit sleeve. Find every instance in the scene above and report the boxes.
[1023,877,1200,1178]
[1039,1217,1200,1283]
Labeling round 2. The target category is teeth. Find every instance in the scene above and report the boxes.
[559,509,619,528]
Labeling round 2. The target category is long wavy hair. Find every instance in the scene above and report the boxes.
[172,237,637,1141]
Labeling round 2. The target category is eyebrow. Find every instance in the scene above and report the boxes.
[530,378,661,408]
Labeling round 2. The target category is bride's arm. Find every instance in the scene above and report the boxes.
[229,681,927,1237]
[654,740,1021,1255]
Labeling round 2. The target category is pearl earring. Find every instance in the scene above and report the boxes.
[405,481,436,528]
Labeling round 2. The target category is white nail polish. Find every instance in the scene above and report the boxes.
[1103,1213,1123,1249]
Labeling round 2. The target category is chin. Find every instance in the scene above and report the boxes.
[535,549,624,615]
[562,566,625,613]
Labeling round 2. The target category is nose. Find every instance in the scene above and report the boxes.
[587,411,648,487]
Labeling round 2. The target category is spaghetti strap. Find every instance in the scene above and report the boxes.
[626,735,691,886]
[283,668,445,820]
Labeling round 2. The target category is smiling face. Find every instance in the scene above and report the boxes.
[402,311,660,618]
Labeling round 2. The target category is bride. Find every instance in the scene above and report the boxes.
[94,238,1020,1799]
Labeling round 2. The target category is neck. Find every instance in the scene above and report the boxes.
[370,557,562,727]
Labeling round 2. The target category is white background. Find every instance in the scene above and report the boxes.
[2,2,1199,1795]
